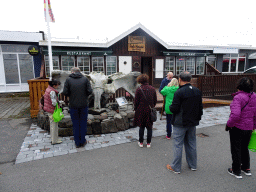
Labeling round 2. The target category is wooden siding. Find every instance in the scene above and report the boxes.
[109,28,167,56]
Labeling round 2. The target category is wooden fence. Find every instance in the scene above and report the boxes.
[197,74,256,97]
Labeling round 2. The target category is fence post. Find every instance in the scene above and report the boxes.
[212,76,215,97]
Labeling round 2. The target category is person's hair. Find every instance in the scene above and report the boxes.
[49,79,61,87]
[236,77,254,93]
[179,71,192,82]
[71,67,81,73]
[168,78,179,87]
[137,74,149,84]
[167,72,173,77]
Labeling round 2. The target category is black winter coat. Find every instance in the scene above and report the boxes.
[169,83,203,127]
[62,72,93,108]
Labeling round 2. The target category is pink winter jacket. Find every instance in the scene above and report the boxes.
[43,85,58,114]
[227,91,256,130]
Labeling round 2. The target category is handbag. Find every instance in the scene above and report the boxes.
[139,87,157,122]
[52,102,64,123]
[226,92,253,131]
[248,130,256,152]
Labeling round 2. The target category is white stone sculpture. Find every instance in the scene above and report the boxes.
[51,70,141,109]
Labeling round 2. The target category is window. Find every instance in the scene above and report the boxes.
[19,54,34,83]
[92,57,104,72]
[196,57,205,75]
[165,57,175,76]
[3,54,19,84]
[176,57,185,75]
[1,45,30,53]
[207,55,216,67]
[106,56,117,75]
[77,56,90,74]
[3,53,34,84]
[45,56,60,77]
[61,56,75,71]
[186,57,195,75]
[222,54,246,73]
[238,54,246,72]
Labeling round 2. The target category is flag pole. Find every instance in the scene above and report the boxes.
[45,0,53,79]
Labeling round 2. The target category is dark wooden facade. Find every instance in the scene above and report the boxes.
[109,28,167,86]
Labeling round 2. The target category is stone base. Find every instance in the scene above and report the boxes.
[37,103,135,136]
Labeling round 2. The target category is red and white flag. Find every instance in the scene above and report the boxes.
[44,0,55,22]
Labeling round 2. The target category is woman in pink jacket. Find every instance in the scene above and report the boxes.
[226,77,256,179]
[43,79,62,145]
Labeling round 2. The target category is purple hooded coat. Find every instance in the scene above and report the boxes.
[227,91,256,130]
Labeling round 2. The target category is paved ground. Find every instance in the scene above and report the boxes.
[0,96,232,164]
[15,106,231,164]
[1,97,256,191]
[0,124,256,192]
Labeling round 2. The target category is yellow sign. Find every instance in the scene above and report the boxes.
[128,36,145,52]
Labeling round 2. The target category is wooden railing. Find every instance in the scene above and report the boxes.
[197,74,256,97]
[108,88,134,103]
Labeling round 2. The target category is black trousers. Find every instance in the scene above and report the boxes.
[229,127,252,174]
[139,122,152,144]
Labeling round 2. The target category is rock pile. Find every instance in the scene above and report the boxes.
[37,102,135,137]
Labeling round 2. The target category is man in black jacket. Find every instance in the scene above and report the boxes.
[62,67,92,148]
[166,71,203,174]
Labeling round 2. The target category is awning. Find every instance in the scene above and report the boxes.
[42,47,113,56]
[249,53,256,59]
[163,52,210,57]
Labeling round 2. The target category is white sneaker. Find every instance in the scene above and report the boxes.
[147,143,151,148]
[138,142,143,148]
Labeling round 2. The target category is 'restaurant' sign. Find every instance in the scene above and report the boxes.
[128,36,145,52]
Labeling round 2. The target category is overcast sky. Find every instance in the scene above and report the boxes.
[1,0,256,46]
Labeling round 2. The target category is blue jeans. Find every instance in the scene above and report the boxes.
[166,114,172,137]
[70,107,88,147]
[171,126,197,172]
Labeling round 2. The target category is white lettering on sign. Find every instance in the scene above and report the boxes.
[67,51,91,55]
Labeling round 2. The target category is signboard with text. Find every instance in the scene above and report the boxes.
[128,36,145,52]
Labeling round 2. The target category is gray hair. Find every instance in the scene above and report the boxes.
[71,67,81,73]
[179,71,192,82]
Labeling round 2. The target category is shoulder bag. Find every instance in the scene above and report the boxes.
[140,87,157,122]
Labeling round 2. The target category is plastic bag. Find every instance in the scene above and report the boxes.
[248,130,256,152]
[52,103,64,122]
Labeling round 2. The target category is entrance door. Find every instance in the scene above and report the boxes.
[141,57,153,85]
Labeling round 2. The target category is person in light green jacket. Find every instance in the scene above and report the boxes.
[160,78,179,139]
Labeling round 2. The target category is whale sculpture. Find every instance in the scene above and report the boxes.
[51,70,141,109]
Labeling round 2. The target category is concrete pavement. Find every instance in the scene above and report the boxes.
[0,124,256,192]
[1,97,256,191]
[15,106,231,164]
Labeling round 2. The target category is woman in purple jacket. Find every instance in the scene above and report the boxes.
[226,77,256,179]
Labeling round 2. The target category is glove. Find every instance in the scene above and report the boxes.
[225,124,232,131]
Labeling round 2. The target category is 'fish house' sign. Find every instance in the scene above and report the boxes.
[128,36,145,52]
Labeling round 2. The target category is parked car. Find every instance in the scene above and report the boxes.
[244,66,256,74]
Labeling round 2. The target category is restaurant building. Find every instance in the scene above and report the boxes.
[2,24,256,93]
[0,30,43,93]
[39,23,256,87]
